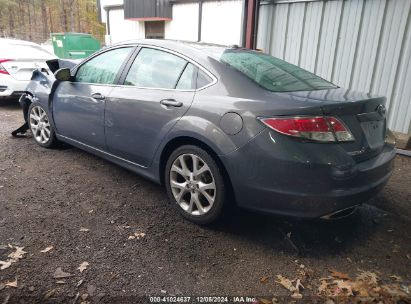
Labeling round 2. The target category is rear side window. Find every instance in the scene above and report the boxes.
[124,48,187,89]
[196,70,213,89]
[176,63,196,90]
[75,47,132,84]
[220,50,337,92]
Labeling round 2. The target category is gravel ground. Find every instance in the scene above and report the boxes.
[0,100,410,303]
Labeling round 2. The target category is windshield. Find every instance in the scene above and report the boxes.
[220,50,337,92]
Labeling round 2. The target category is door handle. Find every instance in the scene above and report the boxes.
[91,93,105,100]
[160,99,183,107]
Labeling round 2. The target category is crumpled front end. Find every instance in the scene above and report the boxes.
[12,59,78,137]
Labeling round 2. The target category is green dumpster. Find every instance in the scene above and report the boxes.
[51,33,101,59]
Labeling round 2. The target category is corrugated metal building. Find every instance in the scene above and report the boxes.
[257,0,411,134]
[99,0,411,134]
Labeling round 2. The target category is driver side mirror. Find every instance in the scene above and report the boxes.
[54,68,72,81]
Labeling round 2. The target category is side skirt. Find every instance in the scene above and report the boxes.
[56,134,160,184]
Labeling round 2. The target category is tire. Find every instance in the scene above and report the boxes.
[165,145,226,225]
[28,102,58,148]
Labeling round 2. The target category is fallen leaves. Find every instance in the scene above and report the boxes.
[78,261,89,273]
[4,279,17,288]
[275,275,304,299]
[260,275,271,283]
[357,271,379,286]
[0,260,12,270]
[317,270,410,302]
[390,275,403,282]
[275,275,294,291]
[267,265,410,303]
[53,267,74,279]
[128,232,146,240]
[329,269,351,280]
[44,288,56,300]
[40,246,54,253]
[8,246,26,260]
[0,245,27,271]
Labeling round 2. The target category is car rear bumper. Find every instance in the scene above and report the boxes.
[221,129,396,219]
[0,74,29,97]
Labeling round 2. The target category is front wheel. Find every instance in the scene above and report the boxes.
[165,145,226,225]
[28,103,58,148]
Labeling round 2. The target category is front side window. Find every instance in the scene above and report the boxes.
[124,48,187,89]
[75,47,133,84]
[220,50,337,92]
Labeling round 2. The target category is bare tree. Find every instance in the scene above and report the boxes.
[0,0,105,43]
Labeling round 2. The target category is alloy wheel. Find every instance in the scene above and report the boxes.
[29,106,51,144]
[169,153,216,216]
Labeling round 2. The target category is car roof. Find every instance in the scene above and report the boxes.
[0,38,40,46]
[111,39,238,62]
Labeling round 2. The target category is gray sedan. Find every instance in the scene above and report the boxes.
[23,40,396,224]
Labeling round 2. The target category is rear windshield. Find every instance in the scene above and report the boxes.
[220,50,337,92]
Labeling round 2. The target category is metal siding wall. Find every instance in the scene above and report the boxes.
[269,4,289,58]
[299,1,323,71]
[257,0,411,134]
[350,0,385,92]
[256,3,274,52]
[157,0,172,19]
[124,0,155,19]
[124,0,171,19]
[314,0,343,80]
[284,3,305,64]
[331,0,364,88]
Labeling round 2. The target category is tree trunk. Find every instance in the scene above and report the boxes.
[48,6,54,33]
[59,0,67,32]
[27,2,32,40]
[0,8,3,38]
[76,0,81,32]
[32,0,37,41]
[41,0,48,39]
[8,5,14,37]
[69,0,75,32]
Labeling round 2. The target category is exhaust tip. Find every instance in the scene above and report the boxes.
[320,205,360,220]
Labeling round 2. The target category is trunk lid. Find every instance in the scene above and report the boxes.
[0,41,56,81]
[2,59,50,81]
[286,88,387,162]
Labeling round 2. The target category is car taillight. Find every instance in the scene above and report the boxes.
[259,116,354,142]
[0,59,12,75]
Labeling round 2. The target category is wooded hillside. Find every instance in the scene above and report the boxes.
[0,0,105,43]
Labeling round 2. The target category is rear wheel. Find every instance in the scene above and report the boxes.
[28,103,57,148]
[165,145,226,225]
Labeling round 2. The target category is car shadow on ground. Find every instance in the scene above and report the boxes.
[0,98,21,109]
[206,202,384,258]
[53,142,387,259]
[57,141,381,259]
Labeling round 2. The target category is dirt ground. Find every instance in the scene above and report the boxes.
[0,100,410,303]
